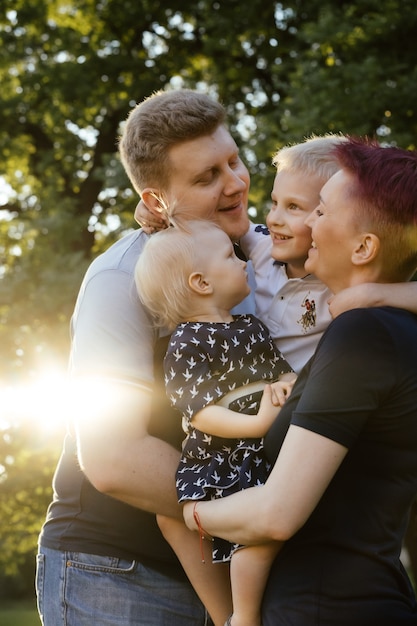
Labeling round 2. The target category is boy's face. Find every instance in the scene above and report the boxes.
[164,125,251,242]
[266,169,324,278]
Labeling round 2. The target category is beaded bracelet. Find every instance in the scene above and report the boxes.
[193,502,209,563]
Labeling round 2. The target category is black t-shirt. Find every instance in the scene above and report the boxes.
[263,307,417,625]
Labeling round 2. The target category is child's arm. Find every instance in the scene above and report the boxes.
[192,382,289,439]
[328,281,417,318]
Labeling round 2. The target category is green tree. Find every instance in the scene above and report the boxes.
[280,0,417,146]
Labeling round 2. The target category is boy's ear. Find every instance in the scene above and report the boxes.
[351,233,380,265]
[188,272,213,295]
[141,188,166,217]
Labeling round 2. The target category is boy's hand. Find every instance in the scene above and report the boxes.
[328,283,376,318]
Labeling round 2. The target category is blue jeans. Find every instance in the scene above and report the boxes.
[36,546,212,625]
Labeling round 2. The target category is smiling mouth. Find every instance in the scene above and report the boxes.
[272,232,291,241]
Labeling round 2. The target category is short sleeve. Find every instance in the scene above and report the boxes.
[290,309,397,447]
[70,268,155,389]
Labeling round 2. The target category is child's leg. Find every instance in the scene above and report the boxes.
[157,514,233,626]
[229,542,280,626]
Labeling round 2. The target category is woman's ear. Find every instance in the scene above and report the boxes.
[352,233,380,266]
[188,272,213,295]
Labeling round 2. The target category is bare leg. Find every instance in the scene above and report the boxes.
[157,514,233,626]
[229,542,281,626]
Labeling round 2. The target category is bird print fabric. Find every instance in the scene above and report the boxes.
[164,314,292,561]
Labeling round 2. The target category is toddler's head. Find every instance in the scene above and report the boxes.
[135,219,249,329]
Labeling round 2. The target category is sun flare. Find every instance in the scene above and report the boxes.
[1,369,70,434]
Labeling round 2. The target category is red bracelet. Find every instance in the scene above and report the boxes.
[193,502,209,563]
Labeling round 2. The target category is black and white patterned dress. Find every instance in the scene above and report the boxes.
[164,313,292,562]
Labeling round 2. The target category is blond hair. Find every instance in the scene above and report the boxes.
[135,220,223,330]
[119,89,226,194]
[272,134,348,183]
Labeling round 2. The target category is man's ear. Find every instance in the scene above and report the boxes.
[352,233,380,266]
[141,188,166,217]
[188,272,213,295]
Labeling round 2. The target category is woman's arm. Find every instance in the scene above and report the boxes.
[329,281,417,318]
[184,424,347,544]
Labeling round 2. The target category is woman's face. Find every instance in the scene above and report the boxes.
[304,169,363,293]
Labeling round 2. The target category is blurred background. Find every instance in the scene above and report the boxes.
[1,0,416,619]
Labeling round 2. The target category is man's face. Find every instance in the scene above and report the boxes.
[164,125,250,241]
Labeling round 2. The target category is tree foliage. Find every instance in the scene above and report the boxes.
[0,419,63,597]
[1,0,416,596]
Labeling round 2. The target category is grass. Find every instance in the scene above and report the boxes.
[0,599,40,626]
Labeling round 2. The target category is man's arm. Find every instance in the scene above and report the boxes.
[69,261,183,519]
[73,380,183,518]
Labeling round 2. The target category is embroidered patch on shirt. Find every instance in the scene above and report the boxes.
[297,294,317,332]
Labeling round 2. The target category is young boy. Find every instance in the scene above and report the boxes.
[239,134,345,373]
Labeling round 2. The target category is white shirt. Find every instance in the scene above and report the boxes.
[240,223,332,373]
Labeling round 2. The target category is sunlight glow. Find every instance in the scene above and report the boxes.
[0,369,148,437]
[0,369,70,433]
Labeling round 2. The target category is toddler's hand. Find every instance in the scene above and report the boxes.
[270,373,297,406]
